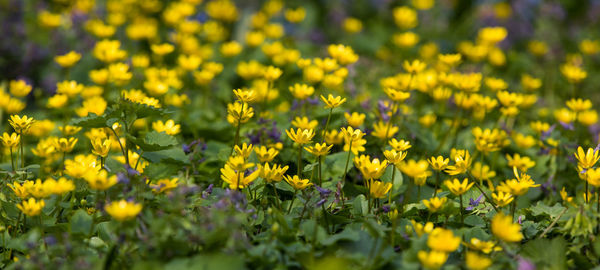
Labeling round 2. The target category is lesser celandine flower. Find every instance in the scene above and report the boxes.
[305,143,333,157]
[327,44,358,65]
[220,164,259,190]
[410,220,434,236]
[254,146,279,163]
[560,64,587,83]
[9,115,35,133]
[17,198,45,217]
[234,143,253,158]
[399,159,430,179]
[286,128,315,145]
[233,89,256,103]
[505,153,536,172]
[227,102,254,126]
[445,178,474,196]
[54,51,81,68]
[393,6,418,29]
[369,180,392,198]
[263,66,282,81]
[422,197,447,212]
[284,175,312,190]
[403,59,426,73]
[417,250,448,270]
[444,150,472,175]
[259,163,288,183]
[491,212,523,242]
[354,155,388,180]
[344,112,365,127]
[1,132,20,148]
[389,138,411,151]
[9,80,32,97]
[574,146,600,169]
[284,7,306,23]
[105,200,142,222]
[291,117,318,130]
[91,137,110,158]
[428,156,449,171]
[150,178,179,194]
[427,228,461,252]
[289,83,314,100]
[151,43,175,55]
[492,191,514,207]
[84,170,117,190]
[465,252,492,270]
[320,94,346,108]
[383,149,407,166]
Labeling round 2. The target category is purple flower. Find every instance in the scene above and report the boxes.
[517,257,536,270]
[466,194,483,211]
[117,172,129,184]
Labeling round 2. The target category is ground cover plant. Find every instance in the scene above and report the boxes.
[2,0,600,269]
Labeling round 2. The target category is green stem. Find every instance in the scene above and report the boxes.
[341,141,353,185]
[297,144,303,176]
[231,103,244,155]
[318,156,322,186]
[468,172,500,213]
[19,132,24,169]
[389,165,396,205]
[272,184,281,210]
[434,171,440,196]
[459,194,464,226]
[321,108,333,143]
[9,147,15,172]
[287,190,298,214]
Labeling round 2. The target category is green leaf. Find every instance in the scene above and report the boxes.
[529,202,566,219]
[352,195,368,217]
[129,131,178,152]
[521,237,567,270]
[70,209,92,236]
[320,227,360,246]
[143,147,189,165]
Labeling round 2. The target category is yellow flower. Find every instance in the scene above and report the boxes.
[151,43,175,55]
[492,191,514,207]
[566,98,592,112]
[221,41,243,57]
[84,170,118,190]
[389,138,411,151]
[305,143,333,157]
[220,164,259,190]
[466,252,492,270]
[284,175,312,190]
[0,132,20,148]
[65,154,100,178]
[292,117,318,130]
[344,112,366,127]
[372,121,398,140]
[59,125,82,136]
[422,197,447,213]
[428,156,449,171]
[254,146,279,163]
[53,137,78,153]
[427,228,461,252]
[477,26,507,45]
[399,159,431,179]
[341,126,365,142]
[444,178,474,196]
[177,54,202,71]
[445,150,472,175]
[226,155,254,171]
[56,80,84,97]
[288,83,314,100]
[105,200,142,221]
[403,59,426,73]
[227,102,254,126]
[263,66,282,81]
[258,163,289,183]
[49,177,75,195]
[9,115,35,133]
[327,44,359,65]
[150,178,179,194]
[234,143,253,159]
[284,7,306,23]
[472,127,508,154]
[438,53,462,67]
[354,155,389,180]
[369,179,392,199]
[320,94,346,109]
[491,212,523,242]
[324,130,344,145]
[233,89,256,103]
[54,51,81,68]
[91,137,111,157]
[574,146,600,169]
[560,64,587,83]
[9,80,32,97]
[343,17,363,33]
[410,220,434,236]
[417,250,448,270]
[17,198,45,217]
[286,128,315,145]
[7,181,29,198]
[383,149,407,166]
[465,238,500,254]
[393,6,418,29]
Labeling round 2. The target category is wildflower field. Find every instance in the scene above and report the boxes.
[3,0,600,269]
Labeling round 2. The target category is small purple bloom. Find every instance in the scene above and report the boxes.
[466,194,483,211]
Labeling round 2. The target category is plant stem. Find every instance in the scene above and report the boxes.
[468,173,500,213]
[318,156,322,186]
[434,171,440,196]
[341,141,353,185]
[287,190,298,214]
[389,165,396,205]
[459,194,464,226]
[321,108,333,143]
[231,102,244,155]
[19,132,24,169]
[510,198,517,222]
[297,144,303,176]
[9,148,15,172]
[272,184,281,210]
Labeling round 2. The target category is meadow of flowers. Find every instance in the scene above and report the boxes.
[2,0,600,269]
